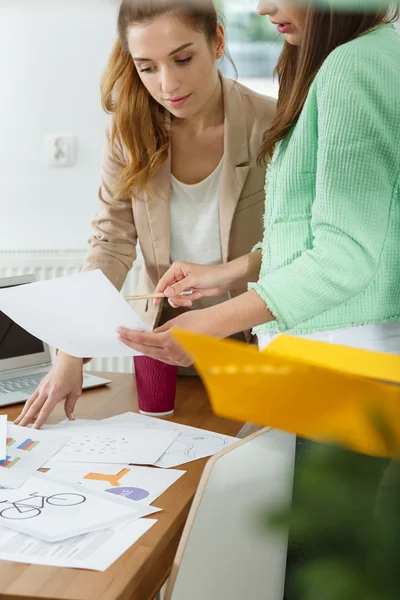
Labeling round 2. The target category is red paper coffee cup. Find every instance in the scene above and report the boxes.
[133,356,178,416]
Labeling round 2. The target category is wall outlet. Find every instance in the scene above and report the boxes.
[45,134,76,167]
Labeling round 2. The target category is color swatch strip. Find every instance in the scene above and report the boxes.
[17,439,40,452]
[0,456,22,469]
[6,438,15,447]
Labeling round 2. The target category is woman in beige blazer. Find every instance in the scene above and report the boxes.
[16,0,275,429]
[84,74,272,333]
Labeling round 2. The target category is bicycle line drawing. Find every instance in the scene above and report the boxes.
[0,492,86,521]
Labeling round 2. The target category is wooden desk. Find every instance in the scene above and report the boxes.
[0,373,243,600]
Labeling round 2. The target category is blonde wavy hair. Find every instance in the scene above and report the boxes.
[101,0,219,201]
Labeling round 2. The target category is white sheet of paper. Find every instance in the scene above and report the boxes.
[41,419,98,430]
[0,473,159,542]
[49,426,179,465]
[0,416,7,461]
[0,270,148,358]
[42,460,130,474]
[102,413,239,468]
[44,465,185,505]
[48,415,238,468]
[0,517,156,571]
[0,424,70,490]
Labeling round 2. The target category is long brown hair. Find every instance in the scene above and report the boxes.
[258,6,399,165]
[101,0,219,200]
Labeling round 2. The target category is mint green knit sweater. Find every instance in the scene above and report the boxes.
[251,24,400,336]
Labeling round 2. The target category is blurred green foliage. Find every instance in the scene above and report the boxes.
[268,442,400,600]
[216,2,283,43]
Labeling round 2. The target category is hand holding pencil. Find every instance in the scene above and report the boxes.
[132,261,232,309]
[124,290,194,301]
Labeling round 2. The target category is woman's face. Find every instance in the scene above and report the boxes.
[256,1,307,46]
[127,14,224,119]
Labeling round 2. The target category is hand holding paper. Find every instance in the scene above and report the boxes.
[0,270,149,358]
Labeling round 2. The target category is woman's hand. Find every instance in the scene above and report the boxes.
[155,252,262,309]
[118,310,216,367]
[118,288,274,366]
[154,262,231,308]
[14,352,84,429]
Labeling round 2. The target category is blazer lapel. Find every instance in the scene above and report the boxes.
[144,144,172,279]
[144,77,251,272]
[219,75,250,263]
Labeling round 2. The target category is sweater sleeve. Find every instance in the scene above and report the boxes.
[250,44,397,331]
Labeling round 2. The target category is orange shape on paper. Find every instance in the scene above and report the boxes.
[83,468,130,487]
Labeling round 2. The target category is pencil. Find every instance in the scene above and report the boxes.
[124,290,194,301]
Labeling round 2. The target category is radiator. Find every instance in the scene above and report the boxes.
[0,249,143,374]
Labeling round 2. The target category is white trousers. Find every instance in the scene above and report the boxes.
[258,322,400,355]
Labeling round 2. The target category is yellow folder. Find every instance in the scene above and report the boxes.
[173,330,400,459]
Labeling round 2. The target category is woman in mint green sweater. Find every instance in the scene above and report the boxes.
[118,3,400,364]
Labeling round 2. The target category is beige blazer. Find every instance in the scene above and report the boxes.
[83,75,276,331]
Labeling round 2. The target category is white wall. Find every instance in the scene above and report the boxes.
[0,0,278,254]
[0,0,119,251]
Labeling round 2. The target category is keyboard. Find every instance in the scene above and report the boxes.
[0,372,89,395]
[0,372,49,395]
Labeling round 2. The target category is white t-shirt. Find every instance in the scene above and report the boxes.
[170,159,223,266]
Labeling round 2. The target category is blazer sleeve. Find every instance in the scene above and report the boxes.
[249,45,397,331]
[82,125,138,292]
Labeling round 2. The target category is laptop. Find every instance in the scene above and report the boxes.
[0,274,111,408]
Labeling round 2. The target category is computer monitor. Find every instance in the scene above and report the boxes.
[0,274,52,374]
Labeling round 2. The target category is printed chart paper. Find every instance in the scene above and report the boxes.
[0,424,70,490]
[45,465,185,505]
[0,416,6,461]
[50,426,179,466]
[103,413,238,468]
[0,518,156,571]
[46,415,238,468]
[0,473,159,542]
[0,270,149,358]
